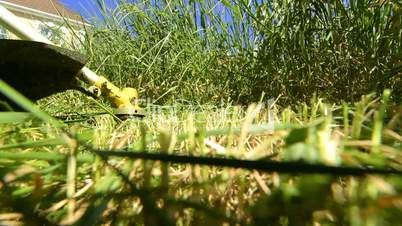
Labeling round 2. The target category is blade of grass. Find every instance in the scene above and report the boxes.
[0,112,34,124]
[0,138,66,150]
[0,80,62,127]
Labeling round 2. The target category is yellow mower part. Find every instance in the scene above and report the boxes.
[94,76,144,117]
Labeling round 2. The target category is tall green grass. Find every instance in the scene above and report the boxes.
[81,0,401,105]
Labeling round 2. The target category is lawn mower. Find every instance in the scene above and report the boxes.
[0,4,144,118]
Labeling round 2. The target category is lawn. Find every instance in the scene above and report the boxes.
[0,0,401,225]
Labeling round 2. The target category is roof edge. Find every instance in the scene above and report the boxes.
[0,0,90,27]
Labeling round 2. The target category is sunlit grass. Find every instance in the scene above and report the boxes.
[80,0,401,105]
[0,0,401,225]
[1,80,401,225]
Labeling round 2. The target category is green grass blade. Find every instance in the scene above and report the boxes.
[0,151,93,162]
[0,112,33,124]
[0,138,66,150]
[0,80,62,127]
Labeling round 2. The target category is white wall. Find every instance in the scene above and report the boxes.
[1,11,85,49]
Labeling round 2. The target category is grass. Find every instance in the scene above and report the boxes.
[1,83,401,225]
[1,0,402,225]
[80,0,401,105]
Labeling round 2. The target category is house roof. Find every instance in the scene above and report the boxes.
[1,0,82,21]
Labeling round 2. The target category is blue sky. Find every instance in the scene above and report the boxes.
[59,0,117,21]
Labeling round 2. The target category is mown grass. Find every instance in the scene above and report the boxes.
[1,0,402,225]
[1,80,402,225]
